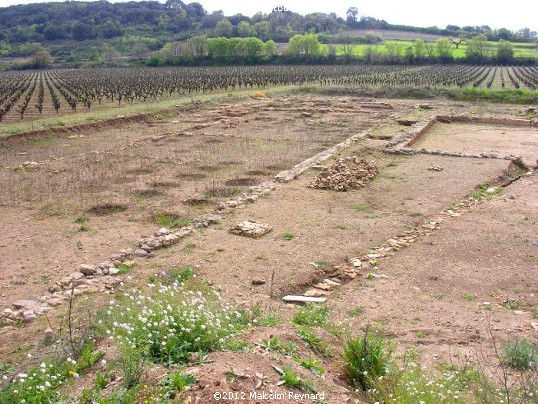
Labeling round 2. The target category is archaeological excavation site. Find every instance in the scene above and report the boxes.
[0,89,536,403]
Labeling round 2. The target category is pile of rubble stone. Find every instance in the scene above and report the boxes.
[308,156,379,191]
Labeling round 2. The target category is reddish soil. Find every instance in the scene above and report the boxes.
[0,94,536,403]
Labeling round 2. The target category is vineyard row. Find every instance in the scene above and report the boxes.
[0,65,536,122]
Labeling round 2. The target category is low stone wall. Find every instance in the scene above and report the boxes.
[274,131,369,182]
[384,114,535,168]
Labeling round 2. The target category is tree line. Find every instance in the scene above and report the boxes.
[0,0,535,49]
[148,34,530,67]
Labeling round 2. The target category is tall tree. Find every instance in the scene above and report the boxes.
[385,42,402,62]
[183,35,206,59]
[346,7,358,25]
[435,38,453,61]
[338,34,354,61]
[31,48,52,68]
[263,40,277,58]
[413,38,426,60]
[237,21,254,37]
[465,34,489,62]
[214,19,233,37]
[497,40,514,62]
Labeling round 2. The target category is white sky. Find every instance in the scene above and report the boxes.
[0,0,536,31]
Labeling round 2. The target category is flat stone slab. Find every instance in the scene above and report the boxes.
[303,289,329,298]
[12,299,39,309]
[282,295,327,304]
[229,221,272,238]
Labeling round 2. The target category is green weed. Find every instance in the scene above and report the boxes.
[502,339,537,370]
[293,304,329,327]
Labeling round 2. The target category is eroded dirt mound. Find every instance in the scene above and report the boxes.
[308,156,379,191]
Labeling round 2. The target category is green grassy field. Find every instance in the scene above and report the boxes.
[329,40,537,59]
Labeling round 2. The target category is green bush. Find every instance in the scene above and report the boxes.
[502,339,537,370]
[343,330,391,391]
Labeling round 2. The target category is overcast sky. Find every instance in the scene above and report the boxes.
[0,0,536,31]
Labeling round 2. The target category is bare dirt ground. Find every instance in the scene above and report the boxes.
[413,122,538,167]
[0,92,536,402]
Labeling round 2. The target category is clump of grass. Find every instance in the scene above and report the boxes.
[225,339,253,353]
[294,357,325,375]
[280,365,315,392]
[342,328,391,391]
[348,306,364,317]
[78,224,91,232]
[469,184,503,201]
[501,339,537,370]
[259,336,297,356]
[297,327,332,357]
[503,299,519,310]
[154,213,190,228]
[161,266,195,284]
[40,202,60,216]
[161,368,197,399]
[117,346,147,389]
[248,302,281,327]
[133,189,162,199]
[415,331,427,339]
[283,230,294,240]
[462,293,476,301]
[352,203,372,212]
[117,262,136,274]
[292,304,329,327]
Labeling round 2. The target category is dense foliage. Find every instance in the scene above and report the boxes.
[0,1,534,57]
[0,1,346,46]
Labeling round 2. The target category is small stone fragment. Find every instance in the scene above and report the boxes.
[304,289,329,297]
[79,264,96,276]
[313,283,332,291]
[350,258,362,267]
[323,279,340,286]
[48,284,61,293]
[229,221,272,238]
[251,278,266,285]
[134,248,148,257]
[22,311,36,323]
[44,327,55,343]
[108,268,120,275]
